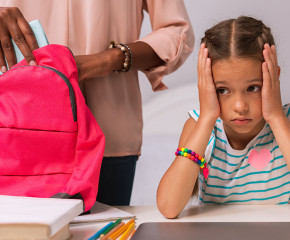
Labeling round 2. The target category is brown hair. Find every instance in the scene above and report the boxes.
[201,16,275,63]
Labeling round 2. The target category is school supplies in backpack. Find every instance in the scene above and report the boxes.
[0,44,105,212]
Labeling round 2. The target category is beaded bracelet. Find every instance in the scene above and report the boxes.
[175,148,209,178]
[108,41,132,72]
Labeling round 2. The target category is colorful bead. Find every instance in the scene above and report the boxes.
[175,147,209,179]
[203,168,209,179]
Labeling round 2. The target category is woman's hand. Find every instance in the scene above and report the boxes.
[197,43,220,123]
[0,7,38,71]
[75,48,124,82]
[262,44,283,124]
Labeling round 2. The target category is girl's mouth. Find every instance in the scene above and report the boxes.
[231,119,251,125]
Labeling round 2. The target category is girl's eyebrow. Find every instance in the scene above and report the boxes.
[215,79,262,85]
[215,80,228,85]
[247,78,262,83]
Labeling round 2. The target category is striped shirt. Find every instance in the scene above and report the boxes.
[188,104,290,205]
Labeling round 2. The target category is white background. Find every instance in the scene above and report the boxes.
[130,0,290,205]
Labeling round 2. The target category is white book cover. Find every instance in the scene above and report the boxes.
[0,195,83,237]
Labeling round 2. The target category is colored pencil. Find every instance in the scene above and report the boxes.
[129,229,136,240]
[101,218,122,236]
[108,219,135,240]
[119,222,135,240]
[87,221,114,240]
[100,222,125,240]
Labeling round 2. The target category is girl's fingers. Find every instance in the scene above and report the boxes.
[205,57,213,82]
[201,48,208,72]
[197,43,205,70]
[265,44,277,67]
[270,45,278,66]
[262,61,271,89]
[263,48,275,82]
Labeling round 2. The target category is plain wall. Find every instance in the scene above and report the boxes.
[130,0,290,205]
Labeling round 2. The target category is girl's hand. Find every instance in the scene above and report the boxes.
[0,7,38,71]
[197,43,220,122]
[262,44,283,124]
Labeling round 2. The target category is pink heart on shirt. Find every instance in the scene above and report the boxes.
[248,149,272,171]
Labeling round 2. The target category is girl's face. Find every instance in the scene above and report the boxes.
[212,58,266,142]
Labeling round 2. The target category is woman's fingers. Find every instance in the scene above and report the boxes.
[0,36,17,68]
[0,44,7,72]
[0,7,38,69]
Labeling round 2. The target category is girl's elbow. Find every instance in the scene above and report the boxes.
[157,198,181,219]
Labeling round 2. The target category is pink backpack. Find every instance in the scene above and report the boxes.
[0,44,105,212]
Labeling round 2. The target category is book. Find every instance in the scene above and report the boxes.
[0,19,49,74]
[0,224,70,240]
[72,201,135,223]
[0,195,83,240]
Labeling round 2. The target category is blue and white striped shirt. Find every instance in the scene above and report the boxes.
[188,104,290,205]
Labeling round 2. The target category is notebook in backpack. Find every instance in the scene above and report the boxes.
[0,44,105,212]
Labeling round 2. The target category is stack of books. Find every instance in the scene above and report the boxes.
[0,195,83,240]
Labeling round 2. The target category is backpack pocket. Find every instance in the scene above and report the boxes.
[0,65,78,175]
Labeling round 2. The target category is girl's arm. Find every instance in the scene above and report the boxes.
[262,44,290,166]
[156,117,215,219]
[157,44,220,218]
[268,114,290,166]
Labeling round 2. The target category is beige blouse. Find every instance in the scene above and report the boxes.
[1,0,194,157]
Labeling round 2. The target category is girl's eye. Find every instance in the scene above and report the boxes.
[248,86,261,92]
[216,88,229,95]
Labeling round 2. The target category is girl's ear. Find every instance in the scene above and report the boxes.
[278,66,281,78]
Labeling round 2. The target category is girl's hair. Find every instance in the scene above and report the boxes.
[201,16,275,63]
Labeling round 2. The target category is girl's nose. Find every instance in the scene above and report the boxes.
[233,95,248,114]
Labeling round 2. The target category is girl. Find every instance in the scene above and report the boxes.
[157,16,290,219]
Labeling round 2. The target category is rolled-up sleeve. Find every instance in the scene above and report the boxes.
[138,0,195,91]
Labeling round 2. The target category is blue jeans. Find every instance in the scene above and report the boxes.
[96,155,138,206]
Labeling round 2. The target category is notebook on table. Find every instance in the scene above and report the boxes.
[131,222,290,240]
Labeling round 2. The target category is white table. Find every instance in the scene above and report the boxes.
[69,205,290,240]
